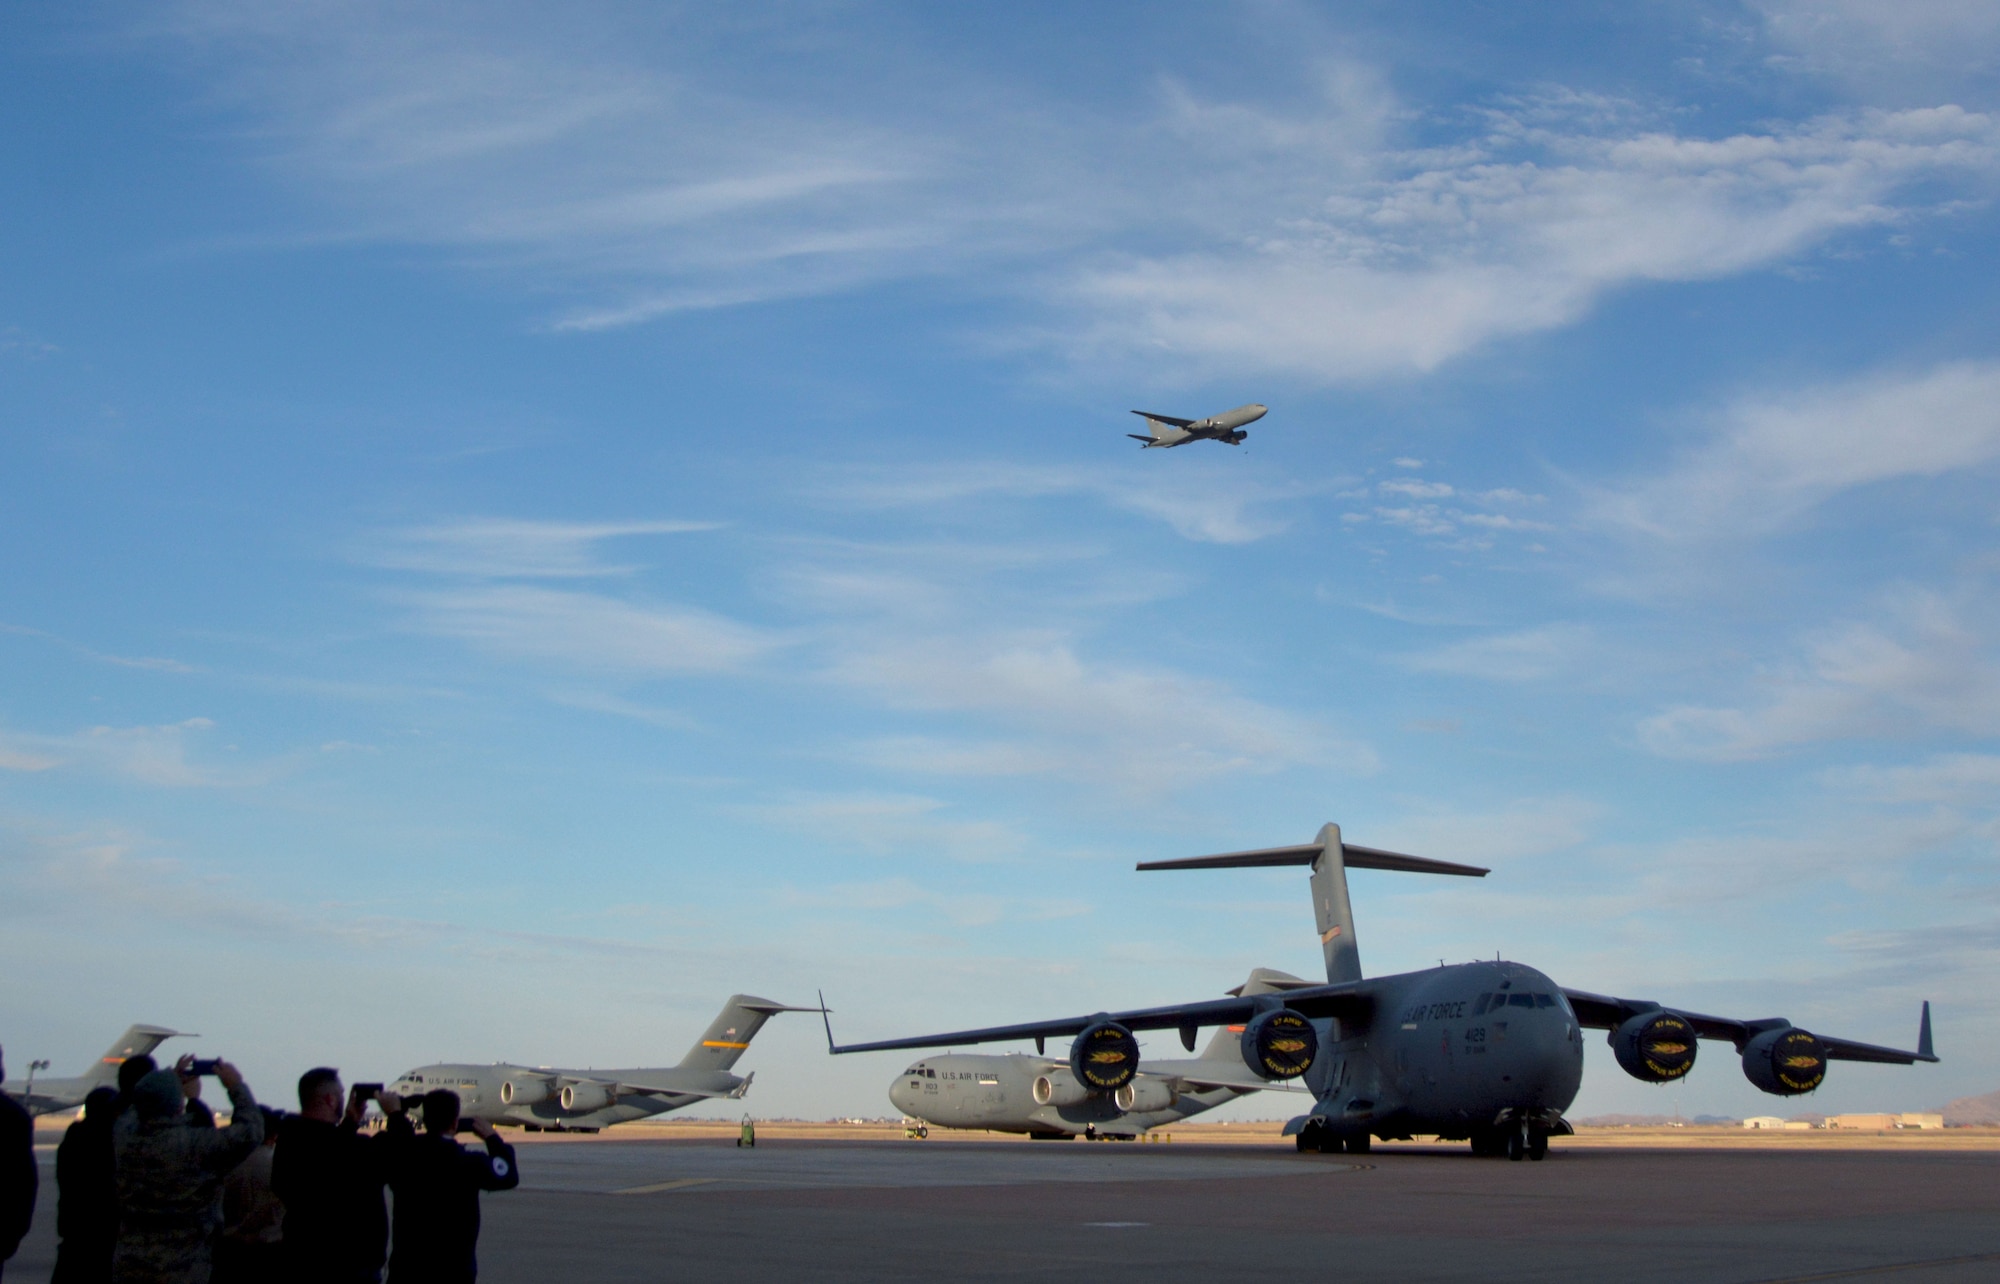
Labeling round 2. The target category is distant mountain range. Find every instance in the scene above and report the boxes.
[1573,1114,1743,1127]
[1942,1089,2000,1125]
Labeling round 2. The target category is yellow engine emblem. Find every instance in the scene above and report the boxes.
[1089,1049,1128,1064]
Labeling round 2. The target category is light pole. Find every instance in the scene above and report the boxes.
[25,1059,50,1104]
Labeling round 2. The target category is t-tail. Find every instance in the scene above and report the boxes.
[1139,823,1488,984]
[90,1025,188,1084]
[676,995,826,1074]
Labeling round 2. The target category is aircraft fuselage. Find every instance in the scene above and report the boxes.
[1303,960,1582,1142]
[888,1053,1246,1138]
[389,1062,745,1132]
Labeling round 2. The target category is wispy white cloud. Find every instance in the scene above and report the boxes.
[1638,589,2000,760]
[742,792,1029,864]
[401,584,777,675]
[817,462,1326,546]
[0,718,260,787]
[1597,359,2000,538]
[1403,624,1593,683]
[363,518,720,578]
[778,876,1088,928]
[1055,104,1999,380]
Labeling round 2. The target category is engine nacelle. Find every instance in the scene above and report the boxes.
[1240,1009,1317,1080]
[558,1080,614,1113]
[499,1076,554,1106]
[1742,1028,1827,1096]
[1031,1070,1092,1108]
[1070,1020,1140,1092]
[1113,1077,1177,1114]
[1611,1011,1698,1083]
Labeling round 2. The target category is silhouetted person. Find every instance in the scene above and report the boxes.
[0,1046,36,1283]
[213,1108,285,1284]
[112,1063,263,1284]
[382,1091,517,1284]
[52,1086,121,1284]
[272,1069,389,1284]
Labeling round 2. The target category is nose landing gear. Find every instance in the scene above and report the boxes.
[1472,1122,1549,1159]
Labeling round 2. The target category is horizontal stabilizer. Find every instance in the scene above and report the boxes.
[1138,842,1488,877]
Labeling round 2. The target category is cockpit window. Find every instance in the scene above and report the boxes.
[1473,994,1492,1016]
[927,1068,936,1078]
[1509,993,1535,1008]
[1535,994,1556,1008]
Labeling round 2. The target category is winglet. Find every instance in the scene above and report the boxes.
[819,990,837,1055]
[1919,1001,1935,1061]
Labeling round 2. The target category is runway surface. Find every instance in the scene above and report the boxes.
[13,1134,2000,1281]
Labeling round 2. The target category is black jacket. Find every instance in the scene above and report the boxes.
[51,1110,117,1280]
[271,1115,390,1284]
[0,1090,38,1262]
[381,1117,518,1284]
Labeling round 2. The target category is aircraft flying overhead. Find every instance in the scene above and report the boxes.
[874,968,1310,1139]
[830,824,1937,1160]
[1,1025,191,1116]
[1127,403,1266,448]
[389,995,822,1132]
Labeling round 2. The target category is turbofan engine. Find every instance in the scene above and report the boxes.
[1742,1028,1827,1095]
[558,1080,614,1113]
[1031,1070,1092,1108]
[1611,1011,1698,1083]
[1114,1078,1177,1113]
[1239,1009,1317,1080]
[499,1075,554,1106]
[1070,1020,1140,1091]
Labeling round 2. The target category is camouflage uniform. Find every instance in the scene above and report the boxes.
[112,1080,263,1284]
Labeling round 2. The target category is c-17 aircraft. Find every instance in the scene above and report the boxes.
[832,824,1937,1160]
[1128,403,1266,448]
[389,995,820,1132]
[879,968,1310,1139]
[1,1025,190,1116]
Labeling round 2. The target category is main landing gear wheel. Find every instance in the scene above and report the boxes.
[1345,1134,1371,1154]
[1296,1123,1324,1153]
[1506,1128,1526,1161]
[1527,1130,1548,1161]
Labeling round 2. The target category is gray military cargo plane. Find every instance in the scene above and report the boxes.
[1,1025,190,1116]
[881,968,1309,1139]
[831,824,1937,1160]
[389,995,819,1132]
[1128,403,1266,448]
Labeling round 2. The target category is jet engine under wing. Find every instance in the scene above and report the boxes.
[1563,990,1938,1064]
[827,982,1370,1055]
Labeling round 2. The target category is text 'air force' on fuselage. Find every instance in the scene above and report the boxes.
[1127,403,1267,448]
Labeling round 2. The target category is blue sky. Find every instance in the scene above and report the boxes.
[4,1,1999,1121]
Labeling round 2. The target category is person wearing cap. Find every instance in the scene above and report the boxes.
[110,1060,263,1284]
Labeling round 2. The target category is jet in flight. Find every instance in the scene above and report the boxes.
[1,1025,191,1116]
[1127,403,1266,448]
[879,968,1309,1139]
[831,824,1936,1160]
[389,995,820,1132]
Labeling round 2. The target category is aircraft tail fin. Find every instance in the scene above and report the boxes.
[676,995,824,1073]
[89,1025,188,1084]
[1139,825,1487,985]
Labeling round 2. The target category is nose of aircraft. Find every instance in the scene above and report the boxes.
[887,1078,911,1114]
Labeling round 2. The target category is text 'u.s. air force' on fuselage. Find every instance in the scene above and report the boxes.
[388,995,821,1133]
[882,969,1311,1140]
[829,824,1937,1160]
[1127,404,1266,448]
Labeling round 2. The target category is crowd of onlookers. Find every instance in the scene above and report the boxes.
[0,1043,519,1284]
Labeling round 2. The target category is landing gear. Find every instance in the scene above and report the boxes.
[1503,1123,1546,1162]
[1344,1133,1371,1155]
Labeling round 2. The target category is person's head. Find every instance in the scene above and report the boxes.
[132,1069,185,1121]
[81,1086,119,1123]
[117,1054,158,1100]
[420,1089,460,1134]
[298,1067,343,1122]
[258,1105,285,1144]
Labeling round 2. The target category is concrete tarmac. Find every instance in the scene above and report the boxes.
[13,1134,2000,1282]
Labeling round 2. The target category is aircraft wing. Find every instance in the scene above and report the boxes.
[1139,1061,1312,1093]
[826,982,1371,1056]
[1131,410,1196,428]
[1563,989,1937,1065]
